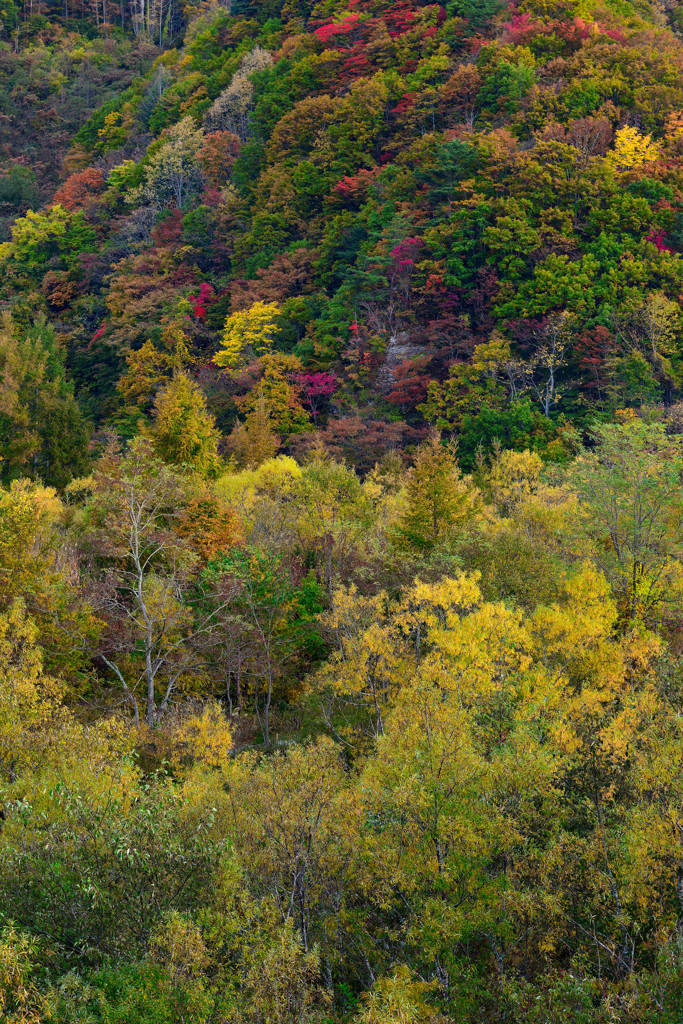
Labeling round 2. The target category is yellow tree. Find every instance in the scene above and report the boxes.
[220,738,354,952]
[118,323,192,410]
[313,574,483,743]
[228,395,281,469]
[356,966,448,1024]
[605,126,660,172]
[0,479,98,682]
[235,353,310,437]
[314,584,410,741]
[0,924,46,1024]
[214,301,281,369]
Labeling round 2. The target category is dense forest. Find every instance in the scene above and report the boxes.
[6,0,683,1020]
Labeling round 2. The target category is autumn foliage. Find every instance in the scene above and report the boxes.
[5,0,683,1018]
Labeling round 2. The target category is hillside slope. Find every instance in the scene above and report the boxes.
[3,0,683,479]
[6,5,683,1022]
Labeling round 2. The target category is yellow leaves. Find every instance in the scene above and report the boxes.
[487,448,544,513]
[317,573,490,741]
[169,703,233,771]
[118,324,191,409]
[97,110,128,147]
[530,562,617,667]
[245,919,331,1024]
[316,585,409,737]
[325,583,384,644]
[399,572,482,635]
[664,110,683,143]
[356,965,448,1024]
[215,456,301,519]
[426,599,530,708]
[139,574,194,643]
[0,478,65,616]
[133,703,233,778]
[395,432,480,552]
[150,912,209,984]
[484,445,580,548]
[0,599,65,783]
[214,300,281,369]
[0,598,137,799]
[0,923,46,1024]
[605,126,659,173]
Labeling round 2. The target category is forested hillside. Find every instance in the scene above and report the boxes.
[5,0,683,1020]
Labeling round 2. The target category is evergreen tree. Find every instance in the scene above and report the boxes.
[396,433,478,551]
[0,313,89,487]
[149,372,221,478]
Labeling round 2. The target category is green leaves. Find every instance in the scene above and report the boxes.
[0,775,224,962]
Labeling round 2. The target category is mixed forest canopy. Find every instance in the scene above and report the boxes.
[7,0,683,1021]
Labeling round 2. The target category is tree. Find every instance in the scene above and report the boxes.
[51,167,105,211]
[228,395,281,469]
[0,599,66,785]
[87,440,225,727]
[131,117,205,210]
[613,292,683,402]
[203,46,274,142]
[245,921,331,1024]
[118,323,192,411]
[0,204,97,283]
[606,126,660,172]
[0,775,224,962]
[293,453,371,593]
[313,584,409,742]
[205,547,299,748]
[149,371,222,478]
[528,312,572,418]
[215,301,281,369]
[0,313,89,486]
[235,354,310,438]
[223,739,351,952]
[419,335,516,432]
[356,966,448,1024]
[571,421,683,626]
[0,924,46,1024]
[395,433,478,552]
[0,478,96,681]
[197,130,241,187]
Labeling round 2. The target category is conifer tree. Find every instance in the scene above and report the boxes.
[396,432,477,551]
[149,371,221,478]
[0,313,89,487]
[228,396,280,469]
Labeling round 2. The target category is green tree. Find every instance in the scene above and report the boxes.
[205,547,300,748]
[0,205,97,284]
[149,371,221,478]
[571,421,683,626]
[395,433,478,552]
[0,776,223,963]
[0,313,89,486]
